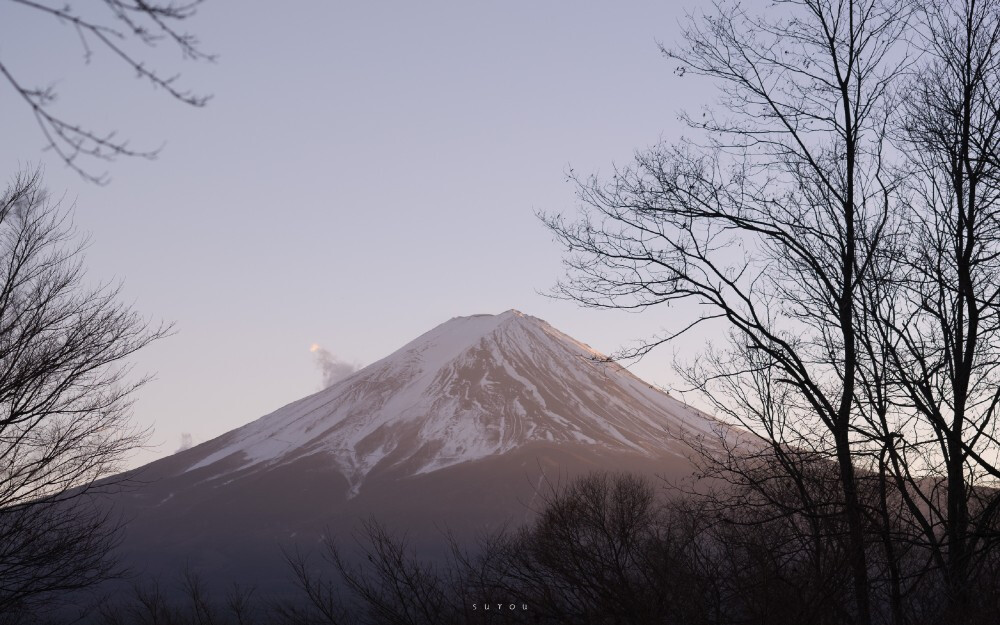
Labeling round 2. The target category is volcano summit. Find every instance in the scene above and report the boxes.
[184,309,713,493]
[102,310,717,591]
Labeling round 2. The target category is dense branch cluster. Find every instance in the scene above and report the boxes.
[542,0,1000,623]
[0,171,168,615]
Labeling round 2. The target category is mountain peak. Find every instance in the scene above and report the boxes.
[182,311,715,495]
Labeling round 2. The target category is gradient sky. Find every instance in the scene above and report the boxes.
[0,1,713,467]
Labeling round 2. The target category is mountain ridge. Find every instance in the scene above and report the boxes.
[78,309,721,598]
[173,310,714,496]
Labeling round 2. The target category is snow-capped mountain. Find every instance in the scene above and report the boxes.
[98,310,718,595]
[181,310,712,494]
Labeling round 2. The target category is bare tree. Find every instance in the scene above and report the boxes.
[96,571,260,625]
[0,170,168,614]
[491,472,681,624]
[858,1,1000,621]
[543,1,913,622]
[2,0,213,183]
[278,519,460,625]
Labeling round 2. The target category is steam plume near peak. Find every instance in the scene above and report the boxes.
[310,344,360,388]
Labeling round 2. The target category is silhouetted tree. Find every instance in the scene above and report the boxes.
[96,571,259,625]
[543,1,914,622]
[488,473,673,623]
[863,1,1000,622]
[277,518,466,625]
[0,170,167,616]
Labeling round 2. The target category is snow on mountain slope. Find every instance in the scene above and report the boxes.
[184,310,716,494]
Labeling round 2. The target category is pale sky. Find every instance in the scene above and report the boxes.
[0,1,712,467]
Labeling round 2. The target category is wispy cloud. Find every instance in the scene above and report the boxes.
[310,344,360,388]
